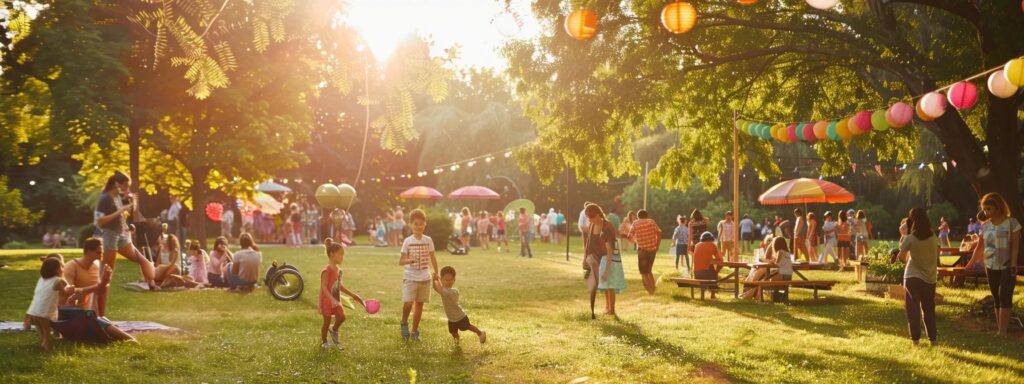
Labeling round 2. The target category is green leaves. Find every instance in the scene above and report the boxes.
[0,176,43,229]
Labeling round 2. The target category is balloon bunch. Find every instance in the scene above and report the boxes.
[315,183,357,210]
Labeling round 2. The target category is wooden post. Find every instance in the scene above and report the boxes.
[643,161,649,210]
[732,111,740,260]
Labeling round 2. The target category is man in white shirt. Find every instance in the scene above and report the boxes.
[221,203,234,241]
[718,211,737,262]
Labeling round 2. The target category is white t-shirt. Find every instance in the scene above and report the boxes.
[401,235,435,281]
[221,209,234,224]
[718,221,735,241]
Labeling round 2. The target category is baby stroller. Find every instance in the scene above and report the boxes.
[447,233,469,255]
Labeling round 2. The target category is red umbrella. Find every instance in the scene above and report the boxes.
[448,185,501,200]
[399,186,443,200]
[759,178,854,205]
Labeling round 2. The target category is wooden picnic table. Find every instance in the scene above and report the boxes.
[714,261,753,298]
[939,247,973,267]
[747,261,834,281]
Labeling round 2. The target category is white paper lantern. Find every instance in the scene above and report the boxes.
[988,69,1020,99]
[920,92,947,119]
[806,0,838,10]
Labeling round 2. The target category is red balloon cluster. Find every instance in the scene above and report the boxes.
[206,202,224,222]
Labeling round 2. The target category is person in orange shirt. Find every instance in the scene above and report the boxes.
[691,232,722,298]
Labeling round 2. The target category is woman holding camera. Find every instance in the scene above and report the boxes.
[94,171,159,316]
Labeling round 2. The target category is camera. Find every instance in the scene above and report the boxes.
[121,193,134,207]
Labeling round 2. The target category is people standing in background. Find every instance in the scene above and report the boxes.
[547,208,559,244]
[837,211,852,268]
[672,216,690,272]
[578,205,590,235]
[556,210,567,243]
[819,212,838,265]
[304,203,319,244]
[792,209,809,262]
[290,204,303,247]
[607,210,622,237]
[221,201,235,242]
[806,212,819,262]
[167,196,185,255]
[459,208,472,251]
[394,206,406,239]
[718,212,737,262]
[967,217,979,235]
[539,213,551,243]
[937,217,950,247]
[476,212,491,250]
[518,208,533,258]
[761,218,773,239]
[855,210,869,262]
[627,209,662,294]
[739,214,755,254]
[688,209,708,254]
[342,210,355,242]
[495,211,509,253]
[619,211,636,251]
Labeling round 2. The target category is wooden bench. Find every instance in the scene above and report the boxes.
[744,280,839,303]
[938,267,985,288]
[671,278,720,300]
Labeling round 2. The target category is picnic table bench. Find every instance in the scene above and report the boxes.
[670,278,720,300]
[744,280,839,303]
[937,267,985,288]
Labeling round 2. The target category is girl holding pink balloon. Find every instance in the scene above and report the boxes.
[319,238,365,350]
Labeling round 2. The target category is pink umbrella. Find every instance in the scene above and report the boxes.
[399,186,443,200]
[448,185,501,200]
[759,178,854,205]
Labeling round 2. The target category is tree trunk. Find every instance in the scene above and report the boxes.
[128,115,142,213]
[190,168,210,250]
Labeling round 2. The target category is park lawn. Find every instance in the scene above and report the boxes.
[0,239,1021,384]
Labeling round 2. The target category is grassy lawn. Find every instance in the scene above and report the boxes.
[1,238,1022,383]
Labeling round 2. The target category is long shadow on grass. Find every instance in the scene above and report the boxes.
[594,318,747,384]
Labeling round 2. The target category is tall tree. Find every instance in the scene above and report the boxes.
[505,1,1024,221]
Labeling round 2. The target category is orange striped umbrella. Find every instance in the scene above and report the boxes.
[399,186,443,200]
[758,178,854,205]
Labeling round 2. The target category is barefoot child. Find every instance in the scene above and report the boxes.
[398,209,438,341]
[25,257,74,351]
[319,238,364,349]
[432,266,486,345]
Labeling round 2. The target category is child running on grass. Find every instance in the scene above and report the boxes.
[25,256,74,351]
[398,209,438,341]
[319,238,364,350]
[432,266,486,345]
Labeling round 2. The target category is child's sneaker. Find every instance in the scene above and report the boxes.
[329,330,340,345]
[410,331,420,341]
[479,331,487,344]
[320,341,331,349]
[400,322,410,339]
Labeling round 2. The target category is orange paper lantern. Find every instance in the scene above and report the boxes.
[661,2,697,34]
[738,0,758,4]
[565,9,598,40]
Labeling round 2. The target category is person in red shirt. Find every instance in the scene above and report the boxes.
[628,210,662,294]
[692,231,722,298]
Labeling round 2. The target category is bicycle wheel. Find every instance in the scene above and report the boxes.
[268,269,304,301]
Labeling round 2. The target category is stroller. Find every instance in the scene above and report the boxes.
[447,233,469,255]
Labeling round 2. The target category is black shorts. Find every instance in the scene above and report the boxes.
[497,229,505,236]
[448,315,472,333]
[986,268,1016,309]
[741,232,753,241]
[837,240,850,248]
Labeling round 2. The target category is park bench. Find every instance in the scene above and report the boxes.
[744,280,838,303]
[671,278,720,300]
[937,267,985,288]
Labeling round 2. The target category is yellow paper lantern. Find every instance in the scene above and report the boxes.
[661,2,697,34]
[564,9,598,40]
[836,119,852,140]
[1004,58,1024,87]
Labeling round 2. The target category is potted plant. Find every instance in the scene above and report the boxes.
[863,241,901,295]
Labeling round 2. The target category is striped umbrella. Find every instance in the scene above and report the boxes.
[399,186,443,200]
[758,178,854,205]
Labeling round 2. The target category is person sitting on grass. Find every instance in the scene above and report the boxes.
[208,236,233,287]
[432,266,486,345]
[24,257,74,351]
[60,238,138,343]
[154,234,181,283]
[398,209,438,341]
[691,232,721,298]
[227,233,262,292]
[319,238,364,350]
[186,241,209,286]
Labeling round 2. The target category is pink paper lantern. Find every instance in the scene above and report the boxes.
[886,102,913,128]
[947,81,978,110]
[786,124,799,143]
[920,92,946,118]
[852,111,873,134]
[801,123,817,142]
[988,70,1019,99]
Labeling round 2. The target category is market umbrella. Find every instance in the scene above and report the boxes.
[448,185,500,200]
[255,181,291,193]
[251,192,284,214]
[758,178,854,205]
[399,186,444,200]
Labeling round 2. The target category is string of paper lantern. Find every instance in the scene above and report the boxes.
[737,57,1024,144]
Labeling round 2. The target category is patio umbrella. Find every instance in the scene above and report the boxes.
[255,181,291,193]
[399,186,443,200]
[758,178,854,205]
[251,192,284,214]
[448,185,501,200]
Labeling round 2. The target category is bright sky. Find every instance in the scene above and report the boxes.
[340,0,541,70]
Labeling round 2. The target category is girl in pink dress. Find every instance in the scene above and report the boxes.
[319,238,364,349]
[186,241,209,285]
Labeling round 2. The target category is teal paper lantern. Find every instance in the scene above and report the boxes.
[826,121,840,141]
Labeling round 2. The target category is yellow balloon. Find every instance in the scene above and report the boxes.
[774,123,788,142]
[1004,58,1024,87]
[836,119,852,140]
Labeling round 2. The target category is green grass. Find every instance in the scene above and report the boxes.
[1,239,1021,383]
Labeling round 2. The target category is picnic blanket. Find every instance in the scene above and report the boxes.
[1,321,181,334]
[122,281,192,291]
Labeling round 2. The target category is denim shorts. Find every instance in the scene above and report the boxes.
[100,229,132,252]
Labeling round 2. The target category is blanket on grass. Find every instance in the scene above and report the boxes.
[0,321,181,334]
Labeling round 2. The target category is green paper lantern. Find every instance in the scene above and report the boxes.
[870,110,890,132]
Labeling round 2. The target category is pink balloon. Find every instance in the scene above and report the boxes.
[920,92,946,118]
[801,123,817,142]
[853,111,873,134]
[886,102,913,128]
[786,124,799,143]
[947,81,978,110]
[365,299,380,314]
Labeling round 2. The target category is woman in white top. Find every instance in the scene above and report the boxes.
[966,193,1021,336]
[896,208,939,345]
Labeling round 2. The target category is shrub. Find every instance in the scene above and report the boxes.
[2,240,30,249]
[865,240,903,283]
[423,209,454,251]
